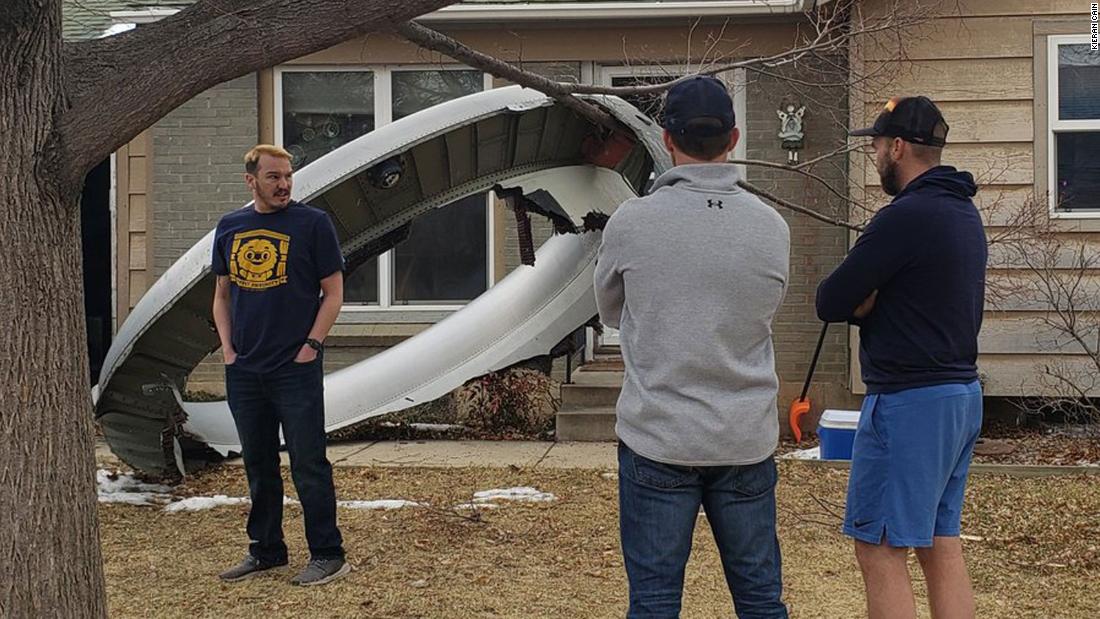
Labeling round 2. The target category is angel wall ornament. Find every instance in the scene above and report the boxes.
[777,103,806,164]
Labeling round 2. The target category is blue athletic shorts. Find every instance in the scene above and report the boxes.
[843,380,983,548]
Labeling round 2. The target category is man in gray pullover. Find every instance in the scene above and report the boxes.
[595,76,791,619]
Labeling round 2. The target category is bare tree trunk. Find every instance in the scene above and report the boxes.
[0,2,108,616]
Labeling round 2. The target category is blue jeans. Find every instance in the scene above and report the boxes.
[618,442,788,619]
[225,356,344,562]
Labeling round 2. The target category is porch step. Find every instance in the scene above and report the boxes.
[557,366,622,441]
[560,369,623,408]
[581,356,624,372]
[555,407,617,442]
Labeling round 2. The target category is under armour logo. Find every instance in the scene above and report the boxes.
[707,199,724,209]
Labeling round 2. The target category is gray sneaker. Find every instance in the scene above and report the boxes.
[218,555,288,582]
[290,558,351,586]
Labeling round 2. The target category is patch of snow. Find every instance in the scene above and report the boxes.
[164,495,248,512]
[163,494,298,512]
[472,487,556,503]
[97,469,171,494]
[339,500,421,510]
[98,491,164,506]
[96,469,171,506]
[782,447,821,461]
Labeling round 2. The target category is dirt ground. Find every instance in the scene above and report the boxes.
[99,462,1100,618]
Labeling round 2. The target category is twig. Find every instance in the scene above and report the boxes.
[739,180,865,232]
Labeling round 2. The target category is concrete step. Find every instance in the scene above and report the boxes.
[594,344,620,356]
[581,357,624,372]
[561,369,623,408]
[555,407,617,442]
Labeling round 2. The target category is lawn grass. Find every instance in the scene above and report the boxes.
[99,462,1100,618]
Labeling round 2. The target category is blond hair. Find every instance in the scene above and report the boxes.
[244,144,292,175]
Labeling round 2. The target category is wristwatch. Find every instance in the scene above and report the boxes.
[305,338,324,352]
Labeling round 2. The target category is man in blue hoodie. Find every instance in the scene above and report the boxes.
[816,97,987,619]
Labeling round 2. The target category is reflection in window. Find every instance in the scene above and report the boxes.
[392,70,488,304]
[1056,132,1100,211]
[393,195,488,304]
[282,72,375,169]
[343,257,379,304]
[1058,44,1100,121]
[392,71,483,121]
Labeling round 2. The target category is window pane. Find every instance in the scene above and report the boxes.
[392,70,487,305]
[392,70,483,121]
[1056,132,1100,211]
[612,74,678,125]
[1058,44,1100,120]
[282,71,377,303]
[282,72,375,168]
[393,195,488,304]
[344,257,379,304]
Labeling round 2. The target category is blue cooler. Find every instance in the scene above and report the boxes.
[818,409,861,460]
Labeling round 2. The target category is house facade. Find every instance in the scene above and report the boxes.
[67,0,1100,432]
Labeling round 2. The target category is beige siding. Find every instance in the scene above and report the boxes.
[851,0,1097,396]
[864,58,1033,101]
[114,130,153,325]
[864,16,1036,61]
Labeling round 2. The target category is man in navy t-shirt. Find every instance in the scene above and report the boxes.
[212,144,349,586]
[817,97,987,619]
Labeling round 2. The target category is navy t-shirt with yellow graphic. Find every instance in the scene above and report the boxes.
[212,201,344,373]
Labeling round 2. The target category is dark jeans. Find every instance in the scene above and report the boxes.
[225,356,344,562]
[618,442,788,619]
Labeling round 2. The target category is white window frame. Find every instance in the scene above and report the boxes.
[274,65,496,311]
[597,64,748,177]
[1047,34,1100,219]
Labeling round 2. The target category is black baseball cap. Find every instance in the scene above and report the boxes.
[851,96,949,147]
[661,76,736,138]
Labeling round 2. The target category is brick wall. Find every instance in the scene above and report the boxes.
[743,62,862,421]
[152,74,258,279]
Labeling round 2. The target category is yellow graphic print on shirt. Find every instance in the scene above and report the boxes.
[229,229,290,290]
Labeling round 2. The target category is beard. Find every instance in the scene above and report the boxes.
[262,188,291,209]
[879,156,902,196]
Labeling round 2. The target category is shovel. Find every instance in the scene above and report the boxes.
[789,322,829,443]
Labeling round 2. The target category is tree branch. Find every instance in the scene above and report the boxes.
[396,21,621,133]
[738,180,864,232]
[59,0,461,182]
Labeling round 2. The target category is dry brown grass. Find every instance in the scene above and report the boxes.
[99,463,1100,618]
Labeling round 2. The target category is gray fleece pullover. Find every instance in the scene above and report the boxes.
[594,163,790,466]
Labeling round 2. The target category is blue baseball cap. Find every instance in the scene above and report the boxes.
[661,76,736,137]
